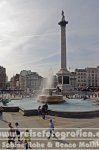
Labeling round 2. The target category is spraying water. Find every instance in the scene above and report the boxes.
[37,68,55,97]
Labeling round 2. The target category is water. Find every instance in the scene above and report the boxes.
[40,69,55,96]
[2,98,99,112]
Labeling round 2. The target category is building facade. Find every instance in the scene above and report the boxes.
[73,66,99,90]
[19,70,43,94]
[75,69,86,90]
[10,74,20,90]
[25,72,43,93]
[0,66,6,89]
[86,67,98,88]
[97,66,99,87]
[19,70,31,91]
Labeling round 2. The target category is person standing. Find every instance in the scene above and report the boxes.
[15,122,20,143]
[8,123,16,148]
[41,105,46,119]
[48,119,56,139]
[23,129,31,149]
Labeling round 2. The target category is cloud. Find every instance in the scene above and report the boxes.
[0,0,99,79]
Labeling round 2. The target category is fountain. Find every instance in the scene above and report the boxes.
[38,88,64,103]
[38,69,64,103]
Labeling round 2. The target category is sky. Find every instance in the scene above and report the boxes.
[0,0,99,80]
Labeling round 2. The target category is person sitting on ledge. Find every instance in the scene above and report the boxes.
[0,106,4,120]
[41,105,46,119]
[38,106,42,116]
[44,103,49,115]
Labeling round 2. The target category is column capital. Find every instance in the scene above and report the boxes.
[58,20,68,26]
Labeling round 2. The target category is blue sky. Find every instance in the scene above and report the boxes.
[0,0,99,79]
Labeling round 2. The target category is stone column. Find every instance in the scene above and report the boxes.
[58,10,68,70]
[57,11,72,94]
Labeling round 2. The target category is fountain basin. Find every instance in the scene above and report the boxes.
[1,98,99,118]
[38,95,64,103]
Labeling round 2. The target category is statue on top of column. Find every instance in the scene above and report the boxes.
[62,10,65,21]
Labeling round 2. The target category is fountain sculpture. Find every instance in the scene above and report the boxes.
[38,88,64,103]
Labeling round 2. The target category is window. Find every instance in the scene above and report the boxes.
[63,76,69,84]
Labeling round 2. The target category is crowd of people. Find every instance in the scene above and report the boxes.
[0,103,56,149]
[7,119,56,149]
[8,122,31,149]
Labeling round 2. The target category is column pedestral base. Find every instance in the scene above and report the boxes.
[56,69,73,95]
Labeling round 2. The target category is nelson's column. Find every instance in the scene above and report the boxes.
[57,11,72,94]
